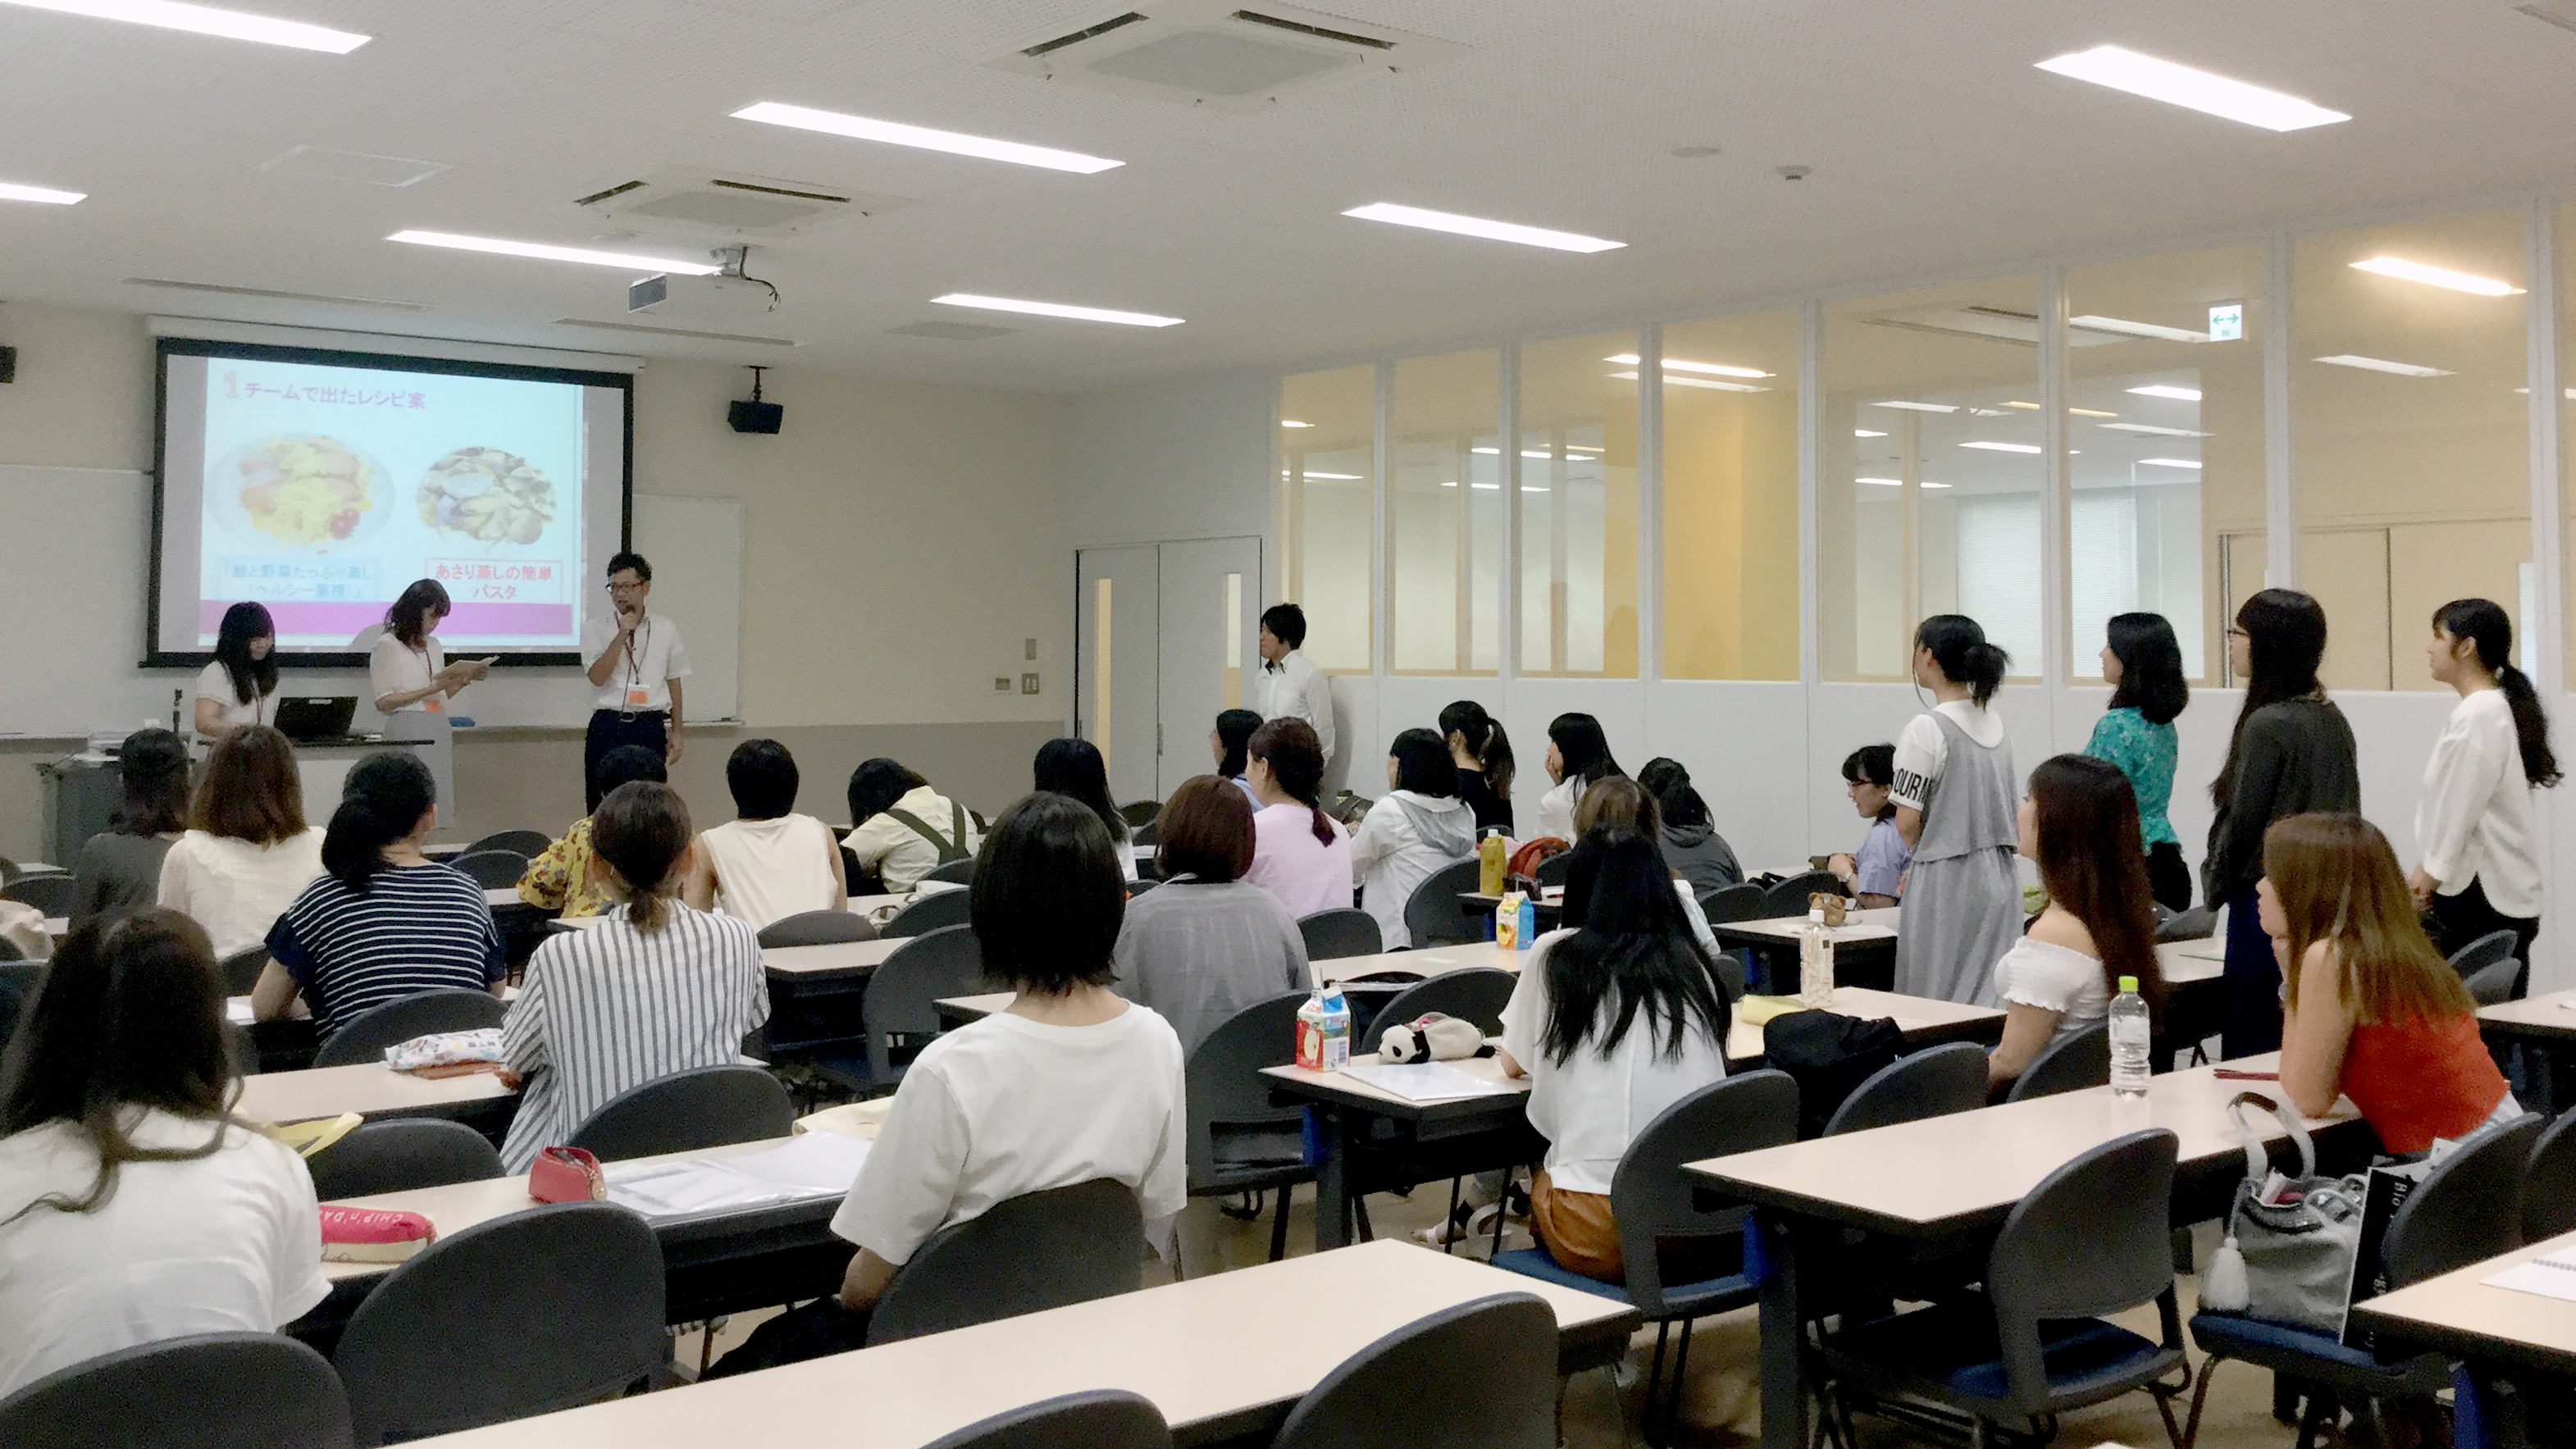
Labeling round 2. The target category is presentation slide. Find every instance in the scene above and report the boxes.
[152,339,630,663]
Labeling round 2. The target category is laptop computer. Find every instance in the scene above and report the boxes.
[273,696,359,743]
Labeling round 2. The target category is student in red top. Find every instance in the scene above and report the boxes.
[2262,811,2516,1155]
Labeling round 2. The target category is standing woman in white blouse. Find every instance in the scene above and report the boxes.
[369,579,486,822]
[2410,599,2558,977]
[193,602,280,743]
[1890,615,2022,1006]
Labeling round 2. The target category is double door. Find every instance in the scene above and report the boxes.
[1074,537,1264,806]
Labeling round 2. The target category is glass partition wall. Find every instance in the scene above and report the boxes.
[1277,364,1375,672]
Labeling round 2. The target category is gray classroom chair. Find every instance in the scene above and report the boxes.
[1270,1293,1557,1449]
[445,850,531,891]
[1760,868,1842,920]
[332,1201,666,1447]
[0,870,76,917]
[566,1064,795,1163]
[882,886,972,938]
[1297,908,1382,961]
[920,856,977,887]
[1119,800,1161,828]
[311,987,508,1068]
[1399,859,1485,950]
[1357,967,1516,1054]
[1184,991,1315,1268]
[0,1332,353,1449]
[1823,1129,2189,1449]
[815,924,987,1098]
[2154,906,2215,943]
[2003,1020,2110,1103]
[867,1178,1144,1345]
[922,1391,1173,1449]
[2464,958,2521,1007]
[1532,850,1575,889]
[757,908,877,948]
[308,1119,504,1201]
[1698,882,1765,925]
[1823,1042,1993,1137]
[466,829,553,859]
[2522,1105,2576,1244]
[0,932,21,963]
[217,945,270,996]
[2446,928,2519,981]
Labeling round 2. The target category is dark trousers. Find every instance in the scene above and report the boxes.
[583,709,668,812]
[701,1295,870,1378]
[2145,841,2193,914]
[2428,878,2541,992]
[2221,880,2282,1059]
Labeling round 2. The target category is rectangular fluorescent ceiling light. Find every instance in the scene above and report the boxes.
[730,102,1120,175]
[2071,313,2208,343]
[1280,419,1313,427]
[933,293,1181,326]
[1854,429,1887,437]
[2099,421,2213,436]
[1343,203,1624,253]
[387,230,722,273]
[2003,400,2040,409]
[2033,45,2348,131]
[1608,370,1767,393]
[0,180,84,204]
[1858,477,1953,489]
[2138,458,2202,468]
[1566,444,1604,452]
[2069,407,2119,417]
[1284,471,1362,480]
[1602,353,1769,378]
[1960,440,2042,453]
[2349,256,2522,297]
[0,0,369,50]
[2127,384,2202,400]
[1872,400,1958,412]
[2313,353,2453,377]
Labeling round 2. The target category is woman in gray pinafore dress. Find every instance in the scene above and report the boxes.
[1892,616,2023,1007]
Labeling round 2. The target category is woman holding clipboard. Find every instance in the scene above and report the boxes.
[369,578,487,822]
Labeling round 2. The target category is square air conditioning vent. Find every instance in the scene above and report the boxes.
[987,0,1465,112]
[571,166,914,238]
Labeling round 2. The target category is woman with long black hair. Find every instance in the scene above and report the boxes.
[2205,588,2357,1056]
[192,600,279,742]
[1535,713,1623,842]
[1891,615,2021,1006]
[2086,612,2192,911]
[2411,598,2558,971]
[1033,737,1128,845]
[1439,699,1516,834]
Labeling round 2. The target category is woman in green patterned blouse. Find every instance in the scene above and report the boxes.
[2087,613,2192,911]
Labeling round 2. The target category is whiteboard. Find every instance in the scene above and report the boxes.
[632,495,742,722]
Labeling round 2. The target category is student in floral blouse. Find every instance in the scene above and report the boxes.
[517,746,668,917]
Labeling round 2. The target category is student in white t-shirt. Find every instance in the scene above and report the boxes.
[704,792,1184,1374]
[0,910,328,1397]
[194,601,281,744]
[686,739,846,930]
[1986,754,2167,1089]
[156,726,325,959]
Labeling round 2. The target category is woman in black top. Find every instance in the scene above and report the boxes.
[2206,589,2359,1055]
[1439,700,1516,834]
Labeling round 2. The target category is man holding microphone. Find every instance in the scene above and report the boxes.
[583,551,691,810]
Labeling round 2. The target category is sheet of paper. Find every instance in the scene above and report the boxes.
[226,998,253,1025]
[714,1130,873,1192]
[1339,1061,1523,1103]
[2485,1253,2576,1302]
[602,1134,873,1219]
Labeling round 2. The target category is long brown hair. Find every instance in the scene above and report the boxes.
[591,781,693,932]
[2264,812,2474,1025]
[2027,754,2162,1009]
[189,725,306,845]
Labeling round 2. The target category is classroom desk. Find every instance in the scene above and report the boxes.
[1722,987,2004,1061]
[1714,907,1901,992]
[237,1061,514,1127]
[1688,1054,2371,1449]
[400,1237,1639,1449]
[2478,991,2576,1114]
[2349,1228,2576,1386]
[1457,886,1566,934]
[934,991,1014,1028]
[1314,941,1526,985]
[757,936,908,1059]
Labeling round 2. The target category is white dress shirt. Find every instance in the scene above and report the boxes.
[2414,686,2542,918]
[581,612,691,713]
[1253,649,1335,764]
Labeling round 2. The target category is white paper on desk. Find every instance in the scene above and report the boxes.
[713,1131,873,1192]
[604,1135,871,1219]
[1339,1061,1521,1103]
[2485,1253,2576,1302]
[226,999,253,1025]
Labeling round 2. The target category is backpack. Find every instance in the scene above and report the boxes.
[883,800,971,863]
[1762,1010,1904,1138]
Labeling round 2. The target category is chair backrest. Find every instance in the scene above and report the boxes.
[311,987,508,1068]
[1760,869,1840,919]
[862,925,990,1082]
[0,870,76,916]
[565,1064,795,1162]
[756,908,877,948]
[2522,1106,2576,1244]
[1270,1293,1557,1449]
[466,829,554,859]
[1698,882,1765,925]
[1297,908,1383,961]
[1983,1128,2179,1412]
[0,932,20,963]
[2463,959,2520,1007]
[867,1178,1145,1345]
[1185,991,1313,1189]
[1400,858,1486,950]
[2383,1111,2547,1288]
[1125,877,1159,897]
[1119,800,1161,827]
[333,1201,665,1446]
[922,1390,1173,1449]
[1532,850,1575,889]
[2002,1020,2110,1104]
[1611,1069,1800,1315]
[1358,967,1516,1053]
[1824,1041,1992,1137]
[921,856,977,887]
[308,1119,504,1201]
[882,886,973,938]
[217,945,269,996]
[2446,928,2519,978]
[0,1331,352,1449]
[445,850,531,890]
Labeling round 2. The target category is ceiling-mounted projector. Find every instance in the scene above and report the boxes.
[628,245,778,321]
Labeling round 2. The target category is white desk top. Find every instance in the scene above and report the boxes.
[2350,1227,2576,1370]
[484,886,534,909]
[1723,987,2003,1059]
[403,1238,1633,1449]
[43,914,67,939]
[1313,942,1525,986]
[1264,1050,1527,1111]
[2478,989,2576,1037]
[763,937,905,977]
[1714,906,1902,944]
[236,1062,513,1126]
[2157,936,2223,986]
[936,991,1014,1022]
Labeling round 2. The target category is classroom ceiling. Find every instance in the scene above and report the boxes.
[3,0,2574,396]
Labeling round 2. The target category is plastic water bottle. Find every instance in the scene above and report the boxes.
[2109,975,2151,1098]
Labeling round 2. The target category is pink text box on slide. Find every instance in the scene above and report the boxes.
[198,600,573,640]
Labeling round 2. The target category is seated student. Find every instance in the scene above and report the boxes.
[1211,709,1263,806]
[72,727,191,927]
[1636,758,1743,895]
[1496,830,1730,1282]
[1828,744,1909,909]
[1242,718,1354,918]
[2267,812,2517,1154]
[0,911,328,1397]
[1113,775,1309,1055]
[517,745,667,918]
[1562,778,1723,956]
[686,739,846,930]
[1350,728,1479,949]
[1536,713,1624,843]
[707,793,1185,1373]
[1033,737,1128,846]
[1986,756,2163,1088]
[155,726,324,960]
[1440,699,1516,835]
[252,752,505,1034]
[844,758,984,895]
[499,781,768,1171]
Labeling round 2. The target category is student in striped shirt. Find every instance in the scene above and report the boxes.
[251,752,504,1036]
[498,781,768,1172]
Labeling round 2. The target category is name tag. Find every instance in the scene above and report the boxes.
[627,688,651,707]
[424,696,444,714]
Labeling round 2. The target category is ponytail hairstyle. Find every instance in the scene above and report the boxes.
[2105,612,2190,726]
[1915,614,2008,708]
[1636,757,1712,831]
[1247,717,1335,846]
[322,750,435,890]
[113,728,192,837]
[1547,713,1624,791]
[591,781,694,932]
[1438,700,1516,797]
[2214,588,2329,809]
[212,601,278,705]
[2433,599,2560,787]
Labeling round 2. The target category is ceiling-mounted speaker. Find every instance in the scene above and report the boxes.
[729,365,782,434]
